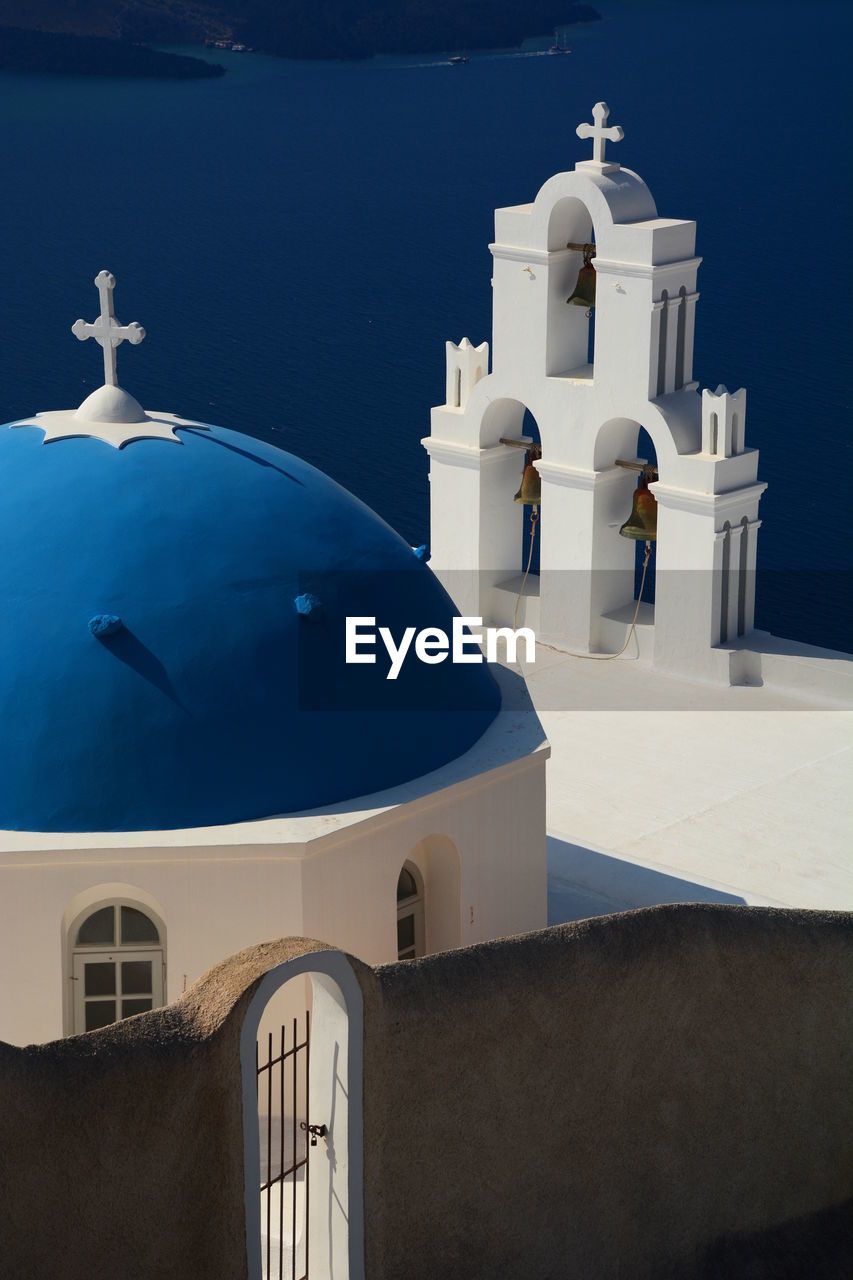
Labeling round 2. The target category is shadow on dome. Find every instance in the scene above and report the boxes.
[98,627,186,709]
[180,425,305,483]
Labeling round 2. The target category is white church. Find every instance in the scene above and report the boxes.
[0,102,849,1052]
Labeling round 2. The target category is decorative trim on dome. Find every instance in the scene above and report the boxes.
[294,592,324,620]
[8,270,209,447]
[8,410,208,449]
[75,383,146,425]
[89,614,124,638]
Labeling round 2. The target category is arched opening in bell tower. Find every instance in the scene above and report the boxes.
[633,428,657,607]
[590,418,660,657]
[545,197,597,380]
[480,398,544,634]
[520,410,542,578]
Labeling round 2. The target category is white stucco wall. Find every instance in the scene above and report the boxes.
[0,675,548,1046]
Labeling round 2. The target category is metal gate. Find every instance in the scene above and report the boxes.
[257,1012,326,1280]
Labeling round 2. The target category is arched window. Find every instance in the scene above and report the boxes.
[396,863,425,960]
[70,901,164,1034]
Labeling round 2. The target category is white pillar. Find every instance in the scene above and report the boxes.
[663,294,681,394]
[711,526,727,647]
[726,521,745,644]
[649,299,664,399]
[740,517,761,636]
[424,438,524,619]
[537,462,634,650]
[653,489,725,675]
[653,484,767,675]
[681,291,700,387]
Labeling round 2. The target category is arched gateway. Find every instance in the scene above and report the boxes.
[241,949,364,1280]
[424,102,766,681]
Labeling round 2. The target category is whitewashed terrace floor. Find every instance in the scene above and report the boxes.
[502,643,853,914]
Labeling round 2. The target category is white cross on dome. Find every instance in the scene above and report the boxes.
[9,268,209,445]
[72,270,146,388]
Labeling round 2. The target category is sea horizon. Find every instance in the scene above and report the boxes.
[1,0,850,652]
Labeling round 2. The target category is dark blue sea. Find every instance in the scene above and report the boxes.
[1,0,851,651]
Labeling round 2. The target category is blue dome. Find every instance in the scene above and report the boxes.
[0,420,500,832]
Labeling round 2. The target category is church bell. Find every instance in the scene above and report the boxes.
[619,475,657,541]
[566,248,596,310]
[514,449,541,507]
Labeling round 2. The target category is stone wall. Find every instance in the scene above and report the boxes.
[0,937,330,1280]
[1,906,851,1279]
[360,905,853,1279]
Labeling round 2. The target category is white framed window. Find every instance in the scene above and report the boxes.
[70,902,164,1034]
[396,863,425,960]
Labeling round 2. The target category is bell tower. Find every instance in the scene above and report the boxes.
[423,102,766,683]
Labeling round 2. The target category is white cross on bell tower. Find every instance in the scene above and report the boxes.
[576,101,624,173]
[72,270,145,388]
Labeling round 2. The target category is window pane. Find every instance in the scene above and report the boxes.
[77,906,114,946]
[85,1000,116,1031]
[398,947,416,960]
[121,906,159,944]
[397,868,418,902]
[121,961,152,995]
[397,913,415,954]
[84,962,115,996]
[122,999,153,1019]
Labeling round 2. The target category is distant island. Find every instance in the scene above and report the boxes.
[0,27,225,78]
[230,1,602,60]
[0,1,601,66]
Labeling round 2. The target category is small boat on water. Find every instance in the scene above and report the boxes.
[205,37,252,52]
[548,31,571,54]
[449,54,470,65]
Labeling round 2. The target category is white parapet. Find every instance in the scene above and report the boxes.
[702,385,747,457]
[445,338,488,410]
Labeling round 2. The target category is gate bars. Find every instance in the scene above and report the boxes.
[256,1012,311,1280]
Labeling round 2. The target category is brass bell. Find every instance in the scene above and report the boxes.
[514,451,541,506]
[567,249,596,310]
[619,476,657,541]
